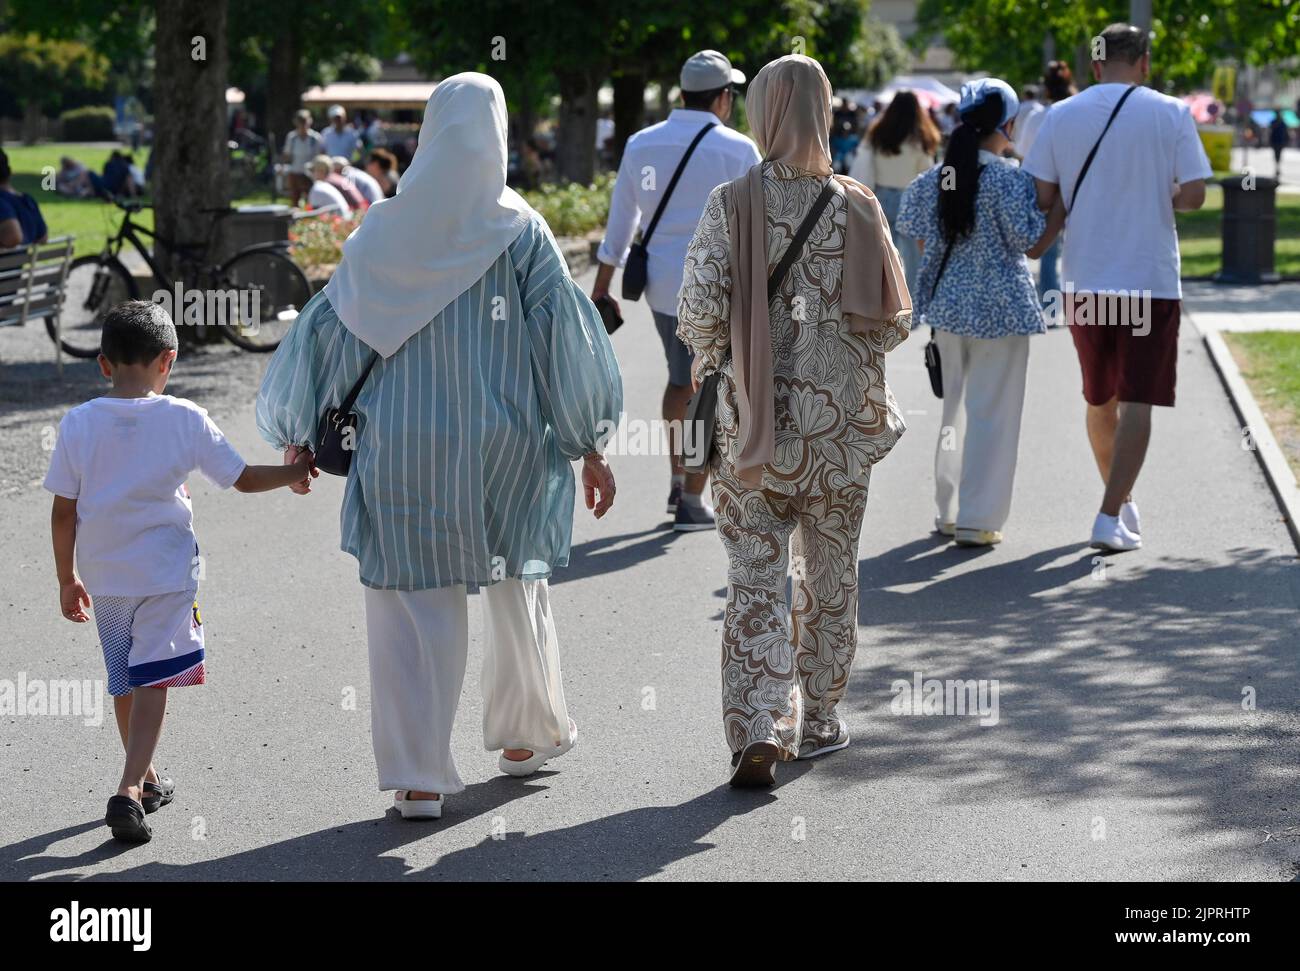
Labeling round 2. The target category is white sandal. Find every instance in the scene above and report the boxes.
[499,720,578,778]
[394,790,442,820]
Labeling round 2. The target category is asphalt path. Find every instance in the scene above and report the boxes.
[2,264,1298,881]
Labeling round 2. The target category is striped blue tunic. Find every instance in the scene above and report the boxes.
[255,212,623,590]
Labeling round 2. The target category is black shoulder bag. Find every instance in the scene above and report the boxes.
[315,351,379,476]
[621,122,716,301]
[683,178,837,474]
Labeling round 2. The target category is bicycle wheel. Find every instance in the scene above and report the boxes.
[47,255,140,358]
[216,247,312,351]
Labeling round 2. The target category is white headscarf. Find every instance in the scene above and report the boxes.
[323,72,533,358]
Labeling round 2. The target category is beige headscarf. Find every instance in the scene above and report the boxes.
[727,54,911,484]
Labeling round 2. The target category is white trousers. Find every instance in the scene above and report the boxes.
[363,578,572,795]
[934,331,1031,532]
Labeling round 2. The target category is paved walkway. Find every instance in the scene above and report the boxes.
[2,266,1298,881]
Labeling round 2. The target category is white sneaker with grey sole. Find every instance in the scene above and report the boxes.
[1090,512,1141,552]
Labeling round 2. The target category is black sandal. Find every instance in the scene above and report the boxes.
[142,777,175,814]
[105,795,152,844]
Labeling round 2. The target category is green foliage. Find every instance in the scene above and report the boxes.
[521,173,616,237]
[59,105,116,140]
[0,32,110,113]
[913,0,1300,92]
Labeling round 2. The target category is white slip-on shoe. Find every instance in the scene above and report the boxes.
[499,719,578,778]
[1120,500,1141,535]
[1090,512,1142,552]
[394,790,442,820]
[934,517,956,536]
[954,527,1002,547]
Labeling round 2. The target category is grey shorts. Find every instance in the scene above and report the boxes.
[652,311,695,388]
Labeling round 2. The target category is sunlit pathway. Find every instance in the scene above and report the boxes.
[2,266,1298,881]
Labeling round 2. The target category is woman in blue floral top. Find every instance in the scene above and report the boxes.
[898,77,1063,547]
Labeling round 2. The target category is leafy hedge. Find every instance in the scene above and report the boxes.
[521,172,614,237]
[60,105,115,141]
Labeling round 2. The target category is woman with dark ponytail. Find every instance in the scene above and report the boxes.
[897,78,1064,547]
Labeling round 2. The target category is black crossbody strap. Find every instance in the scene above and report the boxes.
[768,180,836,299]
[1068,84,1136,217]
[642,123,716,247]
[339,352,379,414]
[929,239,955,301]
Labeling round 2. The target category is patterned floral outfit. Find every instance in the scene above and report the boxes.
[678,162,911,759]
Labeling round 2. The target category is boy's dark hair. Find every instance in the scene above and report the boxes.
[100,300,178,365]
[682,85,729,111]
[1096,22,1149,65]
[0,149,10,184]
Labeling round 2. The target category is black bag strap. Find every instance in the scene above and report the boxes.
[1068,84,1136,217]
[642,123,716,248]
[768,179,836,299]
[929,239,955,301]
[337,352,379,415]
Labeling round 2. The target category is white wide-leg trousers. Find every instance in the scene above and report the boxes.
[934,330,1031,533]
[363,578,572,795]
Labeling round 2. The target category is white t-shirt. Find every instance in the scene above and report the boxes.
[43,395,246,597]
[307,179,351,215]
[1022,83,1213,298]
[1013,101,1048,157]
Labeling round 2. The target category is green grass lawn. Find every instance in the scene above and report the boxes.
[3,142,277,260]
[1223,330,1300,477]
[1176,184,1300,278]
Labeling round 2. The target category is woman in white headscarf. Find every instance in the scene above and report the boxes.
[256,73,623,819]
[678,55,911,787]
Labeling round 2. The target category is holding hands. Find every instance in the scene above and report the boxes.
[284,445,320,495]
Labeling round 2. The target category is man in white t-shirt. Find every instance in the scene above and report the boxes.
[592,49,761,532]
[321,104,361,161]
[1023,22,1211,553]
[44,301,313,843]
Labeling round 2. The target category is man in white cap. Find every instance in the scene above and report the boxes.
[322,104,360,162]
[593,50,761,532]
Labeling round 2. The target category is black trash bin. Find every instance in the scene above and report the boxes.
[1214,175,1279,284]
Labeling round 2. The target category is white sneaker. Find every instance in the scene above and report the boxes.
[1090,513,1142,552]
[394,791,442,820]
[1120,500,1141,535]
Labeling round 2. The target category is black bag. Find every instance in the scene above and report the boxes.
[315,352,378,476]
[621,122,716,302]
[922,238,957,399]
[683,179,837,474]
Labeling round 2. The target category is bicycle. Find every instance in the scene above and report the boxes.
[52,198,312,357]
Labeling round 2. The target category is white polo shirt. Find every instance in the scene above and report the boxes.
[1022,83,1212,299]
[598,108,761,316]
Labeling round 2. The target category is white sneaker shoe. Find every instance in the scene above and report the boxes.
[1120,500,1141,535]
[394,790,442,820]
[1090,512,1142,552]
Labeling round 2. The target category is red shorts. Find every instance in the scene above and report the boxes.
[1067,295,1181,407]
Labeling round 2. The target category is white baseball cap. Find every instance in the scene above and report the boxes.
[327,104,346,119]
[680,50,745,93]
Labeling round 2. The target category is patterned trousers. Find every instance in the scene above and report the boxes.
[712,462,870,759]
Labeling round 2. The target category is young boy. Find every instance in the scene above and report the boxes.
[43,300,316,844]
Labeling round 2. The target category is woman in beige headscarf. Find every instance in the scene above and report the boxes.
[677,54,912,787]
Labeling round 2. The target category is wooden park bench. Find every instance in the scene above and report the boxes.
[0,236,77,374]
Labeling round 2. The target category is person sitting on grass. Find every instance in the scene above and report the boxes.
[44,300,315,845]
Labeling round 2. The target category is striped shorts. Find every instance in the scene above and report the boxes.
[92,589,206,696]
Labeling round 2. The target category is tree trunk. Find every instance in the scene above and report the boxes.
[610,70,646,168]
[21,101,42,145]
[555,70,598,185]
[265,27,304,151]
[152,0,230,284]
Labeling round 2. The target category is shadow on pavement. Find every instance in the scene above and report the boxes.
[15,777,788,882]
[839,539,1300,865]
